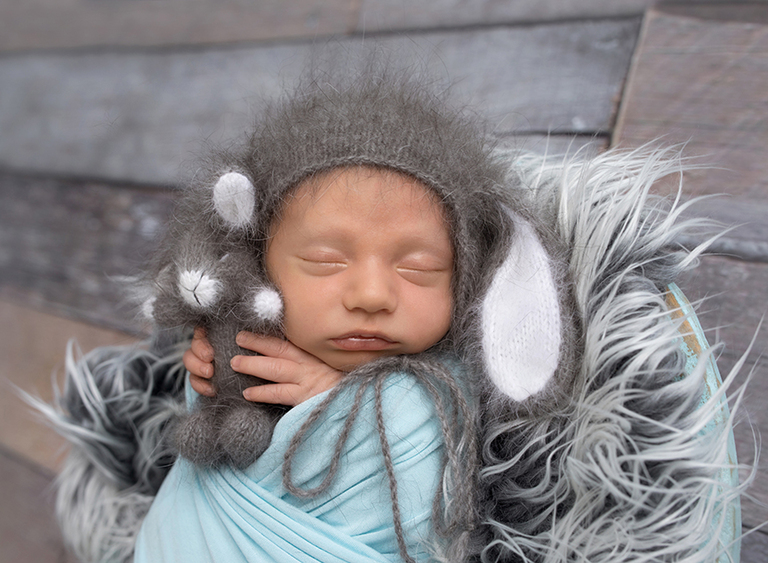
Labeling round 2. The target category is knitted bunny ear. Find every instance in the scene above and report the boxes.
[212,171,256,229]
[481,212,562,401]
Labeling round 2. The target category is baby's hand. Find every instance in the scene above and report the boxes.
[232,331,342,406]
[182,327,342,406]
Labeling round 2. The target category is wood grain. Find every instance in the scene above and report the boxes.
[659,2,768,24]
[0,300,138,472]
[0,19,638,185]
[677,256,768,367]
[357,0,768,33]
[0,0,356,52]
[0,0,653,53]
[596,3,768,537]
[5,0,757,53]
[727,355,768,531]
[357,0,654,32]
[613,8,768,260]
[0,446,77,563]
[498,134,608,156]
[0,173,175,333]
[741,527,768,563]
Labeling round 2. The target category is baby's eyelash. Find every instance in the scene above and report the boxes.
[397,266,440,273]
[397,259,449,273]
[396,266,449,286]
[300,257,346,265]
[298,257,347,275]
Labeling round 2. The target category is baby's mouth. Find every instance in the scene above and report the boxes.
[331,333,398,351]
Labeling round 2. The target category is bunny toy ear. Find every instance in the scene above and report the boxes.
[212,171,256,229]
[481,211,562,402]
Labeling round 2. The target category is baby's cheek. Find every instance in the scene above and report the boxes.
[408,292,453,351]
[429,306,453,345]
[279,296,321,347]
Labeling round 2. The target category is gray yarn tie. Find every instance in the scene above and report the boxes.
[281,355,478,563]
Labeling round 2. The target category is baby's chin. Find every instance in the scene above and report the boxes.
[324,349,407,373]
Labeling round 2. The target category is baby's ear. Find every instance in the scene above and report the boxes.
[480,212,562,402]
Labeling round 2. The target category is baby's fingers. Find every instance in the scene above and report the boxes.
[183,348,213,379]
[190,373,216,397]
[233,354,341,406]
[230,354,293,383]
[243,384,302,406]
[191,327,214,362]
[235,332,308,363]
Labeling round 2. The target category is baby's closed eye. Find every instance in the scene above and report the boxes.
[297,251,347,275]
[396,257,451,286]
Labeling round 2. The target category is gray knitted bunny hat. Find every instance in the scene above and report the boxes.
[219,72,521,347]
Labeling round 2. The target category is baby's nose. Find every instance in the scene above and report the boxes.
[343,262,397,314]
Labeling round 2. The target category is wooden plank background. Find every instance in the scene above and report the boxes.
[0,19,637,185]
[0,0,658,52]
[614,5,768,261]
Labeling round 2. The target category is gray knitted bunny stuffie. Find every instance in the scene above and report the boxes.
[40,69,747,563]
[146,169,288,469]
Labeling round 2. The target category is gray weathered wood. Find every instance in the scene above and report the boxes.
[676,197,768,263]
[714,350,768,530]
[614,14,768,529]
[613,8,768,260]
[2,0,753,53]
[356,0,768,32]
[659,2,768,24]
[357,0,655,31]
[0,446,77,563]
[677,256,767,369]
[0,0,656,53]
[741,527,768,563]
[498,134,608,156]
[0,299,139,472]
[0,173,175,334]
[0,0,356,52]
[0,19,639,185]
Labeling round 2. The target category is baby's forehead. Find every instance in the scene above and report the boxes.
[277,165,450,224]
[300,165,432,196]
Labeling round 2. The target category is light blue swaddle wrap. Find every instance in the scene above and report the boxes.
[134,370,446,563]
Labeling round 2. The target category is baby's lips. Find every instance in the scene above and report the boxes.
[331,333,398,351]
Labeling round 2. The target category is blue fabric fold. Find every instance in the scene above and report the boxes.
[134,371,446,562]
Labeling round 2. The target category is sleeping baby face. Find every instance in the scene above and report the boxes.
[265,166,454,371]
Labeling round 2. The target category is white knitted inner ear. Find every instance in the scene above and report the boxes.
[481,215,562,401]
[213,172,255,228]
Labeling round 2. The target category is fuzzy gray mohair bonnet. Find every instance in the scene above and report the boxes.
[144,69,579,561]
